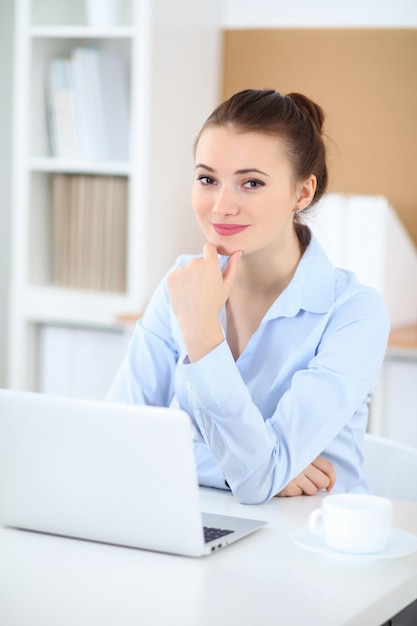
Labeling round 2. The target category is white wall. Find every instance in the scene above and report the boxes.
[222,0,417,27]
[0,0,14,388]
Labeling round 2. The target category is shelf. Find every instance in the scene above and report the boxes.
[10,0,222,391]
[116,311,143,326]
[21,286,139,327]
[30,26,135,39]
[29,157,132,176]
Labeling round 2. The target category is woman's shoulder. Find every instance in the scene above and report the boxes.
[304,236,390,336]
[332,267,390,332]
[334,266,385,303]
[308,235,388,314]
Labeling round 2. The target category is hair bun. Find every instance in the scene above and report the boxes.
[287,92,325,132]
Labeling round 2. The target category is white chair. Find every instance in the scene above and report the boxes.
[362,433,417,501]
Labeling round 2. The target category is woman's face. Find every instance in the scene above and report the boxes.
[192,126,315,257]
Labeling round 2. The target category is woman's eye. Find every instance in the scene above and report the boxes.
[243,179,264,189]
[197,175,215,185]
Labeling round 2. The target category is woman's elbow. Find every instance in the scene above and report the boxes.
[230,480,276,505]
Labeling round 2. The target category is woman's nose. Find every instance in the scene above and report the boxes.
[212,187,240,216]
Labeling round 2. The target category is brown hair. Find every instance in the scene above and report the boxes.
[194,89,328,248]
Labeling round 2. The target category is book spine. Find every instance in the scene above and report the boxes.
[51,174,128,293]
[47,46,129,162]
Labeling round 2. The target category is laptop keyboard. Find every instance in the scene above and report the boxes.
[203,526,234,543]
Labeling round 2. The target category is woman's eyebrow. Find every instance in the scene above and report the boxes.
[195,163,215,171]
[234,168,270,177]
[195,163,270,177]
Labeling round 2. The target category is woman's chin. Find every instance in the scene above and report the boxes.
[216,245,234,257]
[208,240,239,257]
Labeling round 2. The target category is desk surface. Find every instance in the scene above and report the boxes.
[387,324,417,359]
[1,488,416,626]
[388,324,417,349]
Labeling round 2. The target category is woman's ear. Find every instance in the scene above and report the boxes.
[295,175,317,211]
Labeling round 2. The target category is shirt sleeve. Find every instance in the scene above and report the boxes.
[106,256,232,492]
[180,287,390,505]
[106,274,179,407]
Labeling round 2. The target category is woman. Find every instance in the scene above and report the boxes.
[107,89,389,504]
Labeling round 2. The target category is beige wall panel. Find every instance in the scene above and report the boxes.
[222,29,417,245]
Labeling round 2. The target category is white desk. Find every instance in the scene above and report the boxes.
[0,488,416,626]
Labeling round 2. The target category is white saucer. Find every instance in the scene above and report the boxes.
[291,527,417,561]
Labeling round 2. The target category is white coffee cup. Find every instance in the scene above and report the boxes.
[308,493,393,554]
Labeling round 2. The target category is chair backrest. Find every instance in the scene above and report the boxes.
[362,433,417,502]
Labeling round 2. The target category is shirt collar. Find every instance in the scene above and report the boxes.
[219,234,336,321]
[266,235,336,319]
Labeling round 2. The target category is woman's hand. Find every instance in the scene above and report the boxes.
[275,456,336,497]
[167,242,241,362]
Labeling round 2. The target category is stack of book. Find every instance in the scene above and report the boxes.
[51,174,127,292]
[47,47,129,160]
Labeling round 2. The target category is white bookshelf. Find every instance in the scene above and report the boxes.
[9,0,221,394]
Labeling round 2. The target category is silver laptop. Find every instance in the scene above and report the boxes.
[0,389,266,557]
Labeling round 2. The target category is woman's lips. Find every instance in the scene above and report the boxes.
[212,223,249,236]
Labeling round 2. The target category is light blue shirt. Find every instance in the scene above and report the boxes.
[106,236,390,504]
